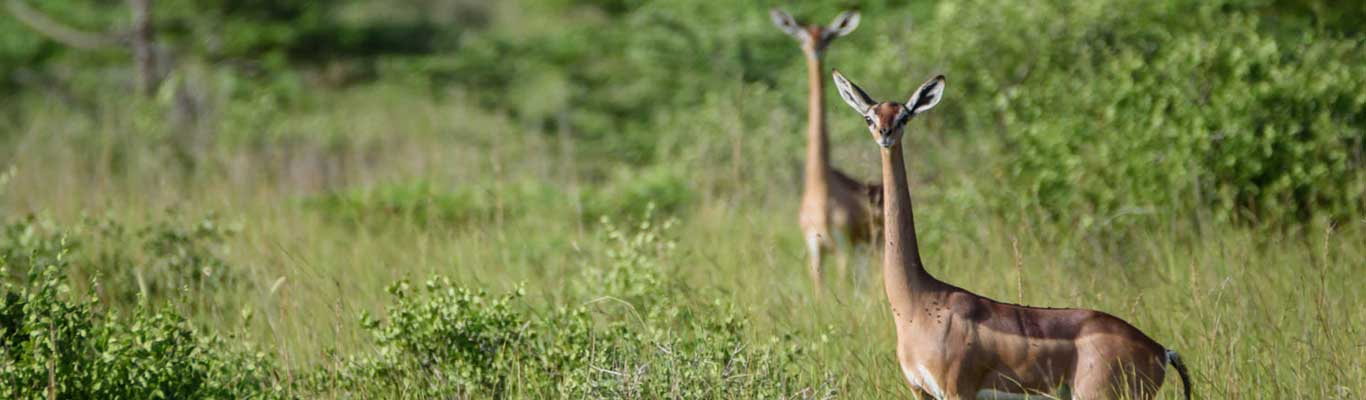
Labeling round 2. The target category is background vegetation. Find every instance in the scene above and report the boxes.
[1,0,1363,398]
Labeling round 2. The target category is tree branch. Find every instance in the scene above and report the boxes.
[5,0,127,50]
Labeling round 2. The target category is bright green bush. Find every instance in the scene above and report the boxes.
[0,237,285,399]
[927,0,1366,226]
[1,213,818,398]
[309,215,816,398]
[348,279,538,397]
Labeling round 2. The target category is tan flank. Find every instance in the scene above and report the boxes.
[831,70,1193,400]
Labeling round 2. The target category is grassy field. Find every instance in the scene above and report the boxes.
[2,0,1364,398]
[4,82,1363,398]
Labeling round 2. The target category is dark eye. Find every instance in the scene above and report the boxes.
[864,116,874,125]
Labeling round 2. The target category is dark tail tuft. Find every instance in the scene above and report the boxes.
[1167,349,1193,400]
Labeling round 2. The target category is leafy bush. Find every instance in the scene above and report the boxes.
[347,279,536,397]
[1,213,242,310]
[0,236,285,399]
[147,216,239,305]
[311,214,817,398]
[578,214,676,308]
[927,0,1366,226]
[0,217,68,288]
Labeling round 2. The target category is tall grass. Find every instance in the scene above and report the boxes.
[3,86,1361,397]
[1,0,1363,398]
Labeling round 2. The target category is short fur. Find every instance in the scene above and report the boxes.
[831,70,1193,399]
[770,9,883,290]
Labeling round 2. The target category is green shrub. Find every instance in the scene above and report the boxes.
[1,213,242,310]
[311,214,817,398]
[927,0,1366,226]
[356,279,535,397]
[0,217,68,288]
[578,215,675,309]
[0,237,285,399]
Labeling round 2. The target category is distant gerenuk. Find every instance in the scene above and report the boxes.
[770,9,884,295]
[830,69,1193,400]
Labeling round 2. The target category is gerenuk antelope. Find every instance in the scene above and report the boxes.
[829,70,1193,400]
[770,9,883,293]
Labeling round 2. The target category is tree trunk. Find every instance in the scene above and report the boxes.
[129,0,156,96]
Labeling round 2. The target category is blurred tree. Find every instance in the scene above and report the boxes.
[3,0,141,98]
[129,0,156,95]
[6,0,161,96]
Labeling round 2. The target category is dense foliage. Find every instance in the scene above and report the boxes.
[3,0,1361,225]
[1,214,819,398]
[929,0,1365,225]
[1,0,1363,398]
[0,237,283,399]
[315,217,814,398]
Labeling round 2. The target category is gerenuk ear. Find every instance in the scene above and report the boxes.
[770,9,806,41]
[905,75,946,116]
[832,69,876,113]
[824,10,860,39]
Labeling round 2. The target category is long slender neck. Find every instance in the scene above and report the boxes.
[881,143,935,308]
[803,55,830,198]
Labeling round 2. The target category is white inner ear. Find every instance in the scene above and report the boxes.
[838,89,867,113]
[833,74,875,114]
[908,79,944,115]
[828,11,860,37]
[770,10,793,29]
[770,10,806,40]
